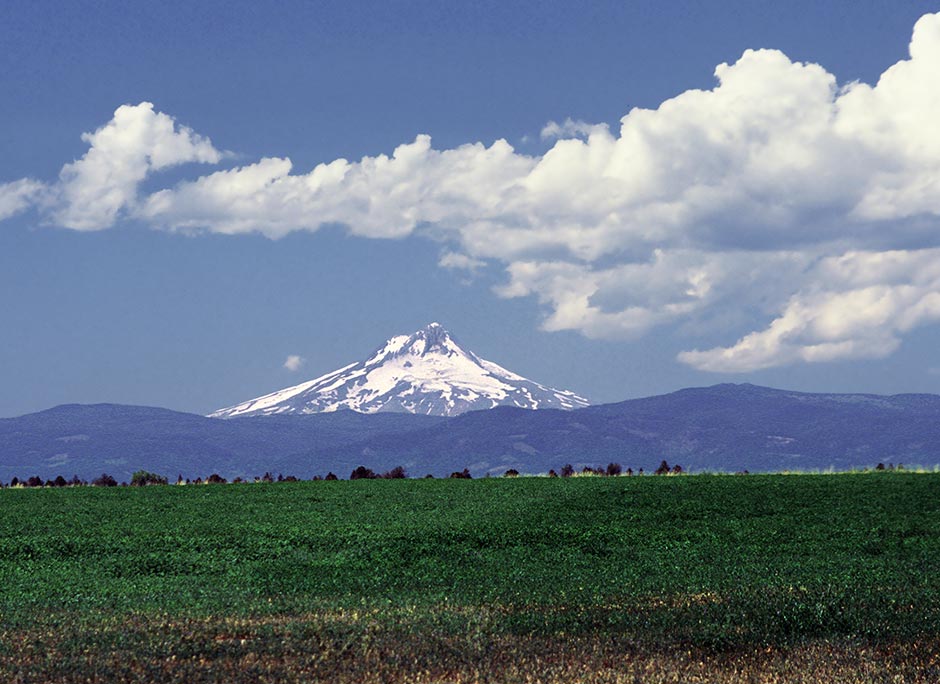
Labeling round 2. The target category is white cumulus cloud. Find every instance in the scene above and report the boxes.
[540,118,609,140]
[3,14,940,372]
[439,251,486,272]
[0,179,46,221]
[679,249,940,371]
[283,355,305,372]
[140,135,534,239]
[10,103,226,231]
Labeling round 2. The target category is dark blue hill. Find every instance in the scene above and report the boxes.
[3,384,940,480]
[290,384,940,475]
[0,405,443,482]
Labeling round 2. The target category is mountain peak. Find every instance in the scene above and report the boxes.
[404,322,457,354]
[210,324,589,418]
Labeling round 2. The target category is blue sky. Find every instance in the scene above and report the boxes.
[2,1,940,417]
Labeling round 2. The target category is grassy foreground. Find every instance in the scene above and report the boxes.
[1,473,939,682]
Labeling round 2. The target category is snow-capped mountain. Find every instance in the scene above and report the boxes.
[210,323,589,418]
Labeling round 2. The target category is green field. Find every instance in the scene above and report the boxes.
[1,473,939,682]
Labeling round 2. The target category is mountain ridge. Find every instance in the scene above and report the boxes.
[4,383,940,481]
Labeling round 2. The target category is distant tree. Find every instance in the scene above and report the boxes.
[68,475,84,486]
[560,464,575,478]
[876,462,886,471]
[177,474,184,484]
[283,475,298,482]
[26,476,44,487]
[638,468,644,476]
[206,473,227,484]
[655,460,671,475]
[424,473,434,479]
[449,468,472,479]
[606,463,622,477]
[382,466,407,479]
[504,469,519,477]
[276,473,284,482]
[193,477,203,485]
[92,473,117,487]
[350,466,377,480]
[261,472,274,483]
[45,479,56,487]
[325,472,338,481]
[625,468,633,476]
[547,469,558,478]
[310,475,322,481]
[52,475,68,487]
[672,464,683,474]
[9,477,18,487]
[233,477,244,484]
[131,470,168,486]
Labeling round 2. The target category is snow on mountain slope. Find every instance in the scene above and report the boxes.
[210,323,589,418]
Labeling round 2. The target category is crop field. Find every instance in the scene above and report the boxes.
[1,472,939,682]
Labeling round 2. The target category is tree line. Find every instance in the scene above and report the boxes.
[0,460,688,488]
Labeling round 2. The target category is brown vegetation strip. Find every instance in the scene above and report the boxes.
[1,611,938,684]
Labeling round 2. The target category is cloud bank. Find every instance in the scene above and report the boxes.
[4,13,940,372]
